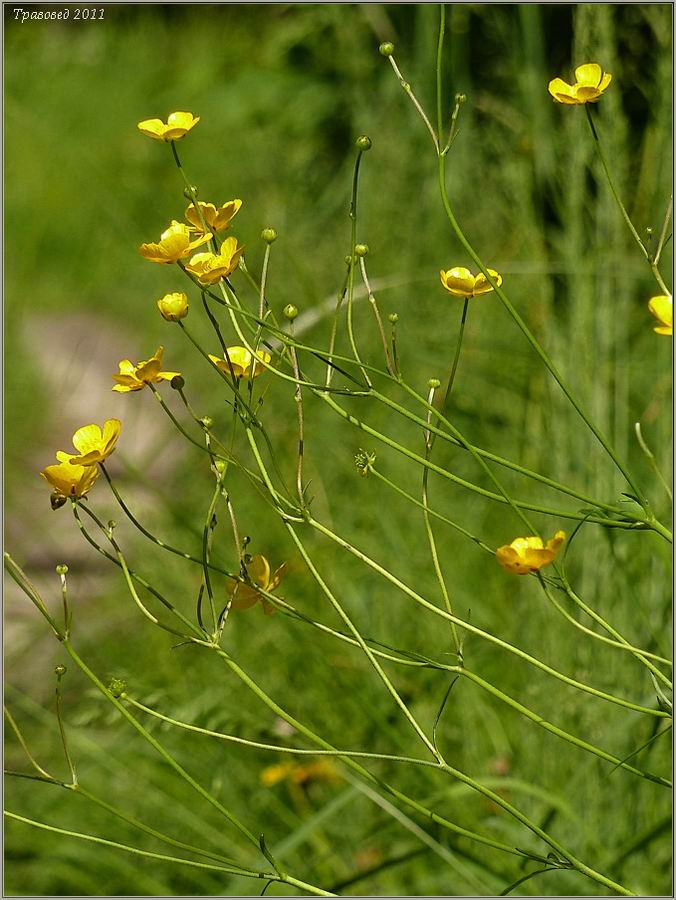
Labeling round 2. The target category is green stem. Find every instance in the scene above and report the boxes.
[346,150,371,387]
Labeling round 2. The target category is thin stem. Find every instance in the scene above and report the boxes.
[654,195,672,266]
[288,321,306,506]
[435,4,445,140]
[346,150,372,387]
[4,706,53,780]
[54,669,77,785]
[358,257,394,374]
[440,297,469,414]
[387,55,439,154]
[325,269,350,388]
[635,422,672,502]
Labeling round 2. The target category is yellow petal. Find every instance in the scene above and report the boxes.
[473,268,502,295]
[547,78,579,104]
[249,554,271,589]
[574,63,603,87]
[71,423,103,454]
[648,295,672,331]
[440,267,475,297]
[137,119,166,139]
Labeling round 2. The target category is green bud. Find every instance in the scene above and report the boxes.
[50,493,67,511]
[401,81,410,92]
[355,448,377,477]
[261,227,278,244]
[214,458,227,474]
[283,304,299,320]
[355,135,372,151]
[388,313,399,324]
[379,42,395,57]
[199,416,213,429]
[170,374,185,391]
[56,564,69,576]
[107,520,117,531]
[108,677,127,699]
[54,665,66,677]
[427,378,441,389]
[344,255,353,266]
[646,226,654,236]
[355,244,369,258]
[455,92,467,104]
[183,185,199,200]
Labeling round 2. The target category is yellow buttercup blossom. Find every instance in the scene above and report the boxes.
[41,451,100,508]
[184,237,244,284]
[112,347,181,393]
[139,221,212,265]
[440,266,502,298]
[157,292,189,322]
[186,200,242,234]
[548,63,612,105]
[229,554,285,615]
[65,419,122,467]
[496,531,566,575]
[137,111,200,141]
[209,346,271,380]
[260,759,339,788]
[648,295,672,336]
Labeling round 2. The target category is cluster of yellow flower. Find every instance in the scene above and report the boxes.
[260,758,339,788]
[40,420,121,507]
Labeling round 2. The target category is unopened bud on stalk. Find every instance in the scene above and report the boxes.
[379,42,395,57]
[51,493,67,511]
[645,227,653,238]
[214,458,227,474]
[388,313,399,324]
[108,677,127,699]
[170,374,185,391]
[183,185,199,200]
[56,564,69,576]
[427,378,441,389]
[455,93,467,104]
[261,227,278,244]
[199,416,213,429]
[355,135,372,151]
[107,520,117,533]
[158,292,189,322]
[355,244,369,258]
[344,255,353,266]
[283,304,299,320]
[55,665,66,677]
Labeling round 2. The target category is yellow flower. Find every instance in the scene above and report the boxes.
[548,63,612,105]
[137,111,200,141]
[65,419,122,467]
[41,451,100,508]
[496,531,566,575]
[208,346,271,380]
[260,759,339,788]
[648,295,672,336]
[229,554,285,615]
[184,237,244,284]
[139,221,212,265]
[157,292,189,322]
[440,266,502,298]
[112,347,181,393]
[185,200,242,234]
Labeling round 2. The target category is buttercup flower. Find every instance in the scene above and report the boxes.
[229,554,285,614]
[496,531,566,575]
[41,451,100,508]
[157,292,189,322]
[548,63,612,105]
[186,200,242,233]
[208,346,271,379]
[112,347,181,393]
[440,266,502,298]
[648,295,672,336]
[260,759,339,788]
[65,419,122,466]
[184,237,244,284]
[137,111,200,141]
[139,221,212,265]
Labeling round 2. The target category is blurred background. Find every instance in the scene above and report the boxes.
[5,3,672,896]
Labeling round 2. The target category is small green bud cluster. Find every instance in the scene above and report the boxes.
[283,304,298,320]
[355,135,372,151]
[379,42,394,57]
[355,244,369,258]
[108,677,127,698]
[427,378,441,390]
[261,227,278,244]
[183,185,199,200]
[355,448,377,477]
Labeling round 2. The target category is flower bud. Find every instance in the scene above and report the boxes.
[344,255,353,266]
[379,42,395,57]
[355,135,372,151]
[50,493,67,511]
[261,227,278,244]
[213,458,227,474]
[56,564,69,576]
[427,378,441,389]
[170,374,185,391]
[199,415,213,429]
[183,185,199,200]
[283,304,298,320]
[355,448,376,477]
[388,313,399,324]
[157,292,189,322]
[355,244,369,258]
[107,520,117,532]
[55,665,66,677]
[455,93,467,104]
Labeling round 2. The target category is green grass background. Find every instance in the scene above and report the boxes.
[5,3,672,896]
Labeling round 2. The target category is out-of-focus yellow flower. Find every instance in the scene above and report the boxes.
[548,63,612,105]
[112,347,181,393]
[260,759,339,788]
[186,200,242,234]
[648,295,672,336]
[440,266,502,298]
[229,554,285,615]
[209,346,271,379]
[139,222,212,265]
[137,111,200,141]
[157,292,189,322]
[496,531,566,575]
[65,419,122,467]
[184,237,244,284]
[41,451,100,508]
